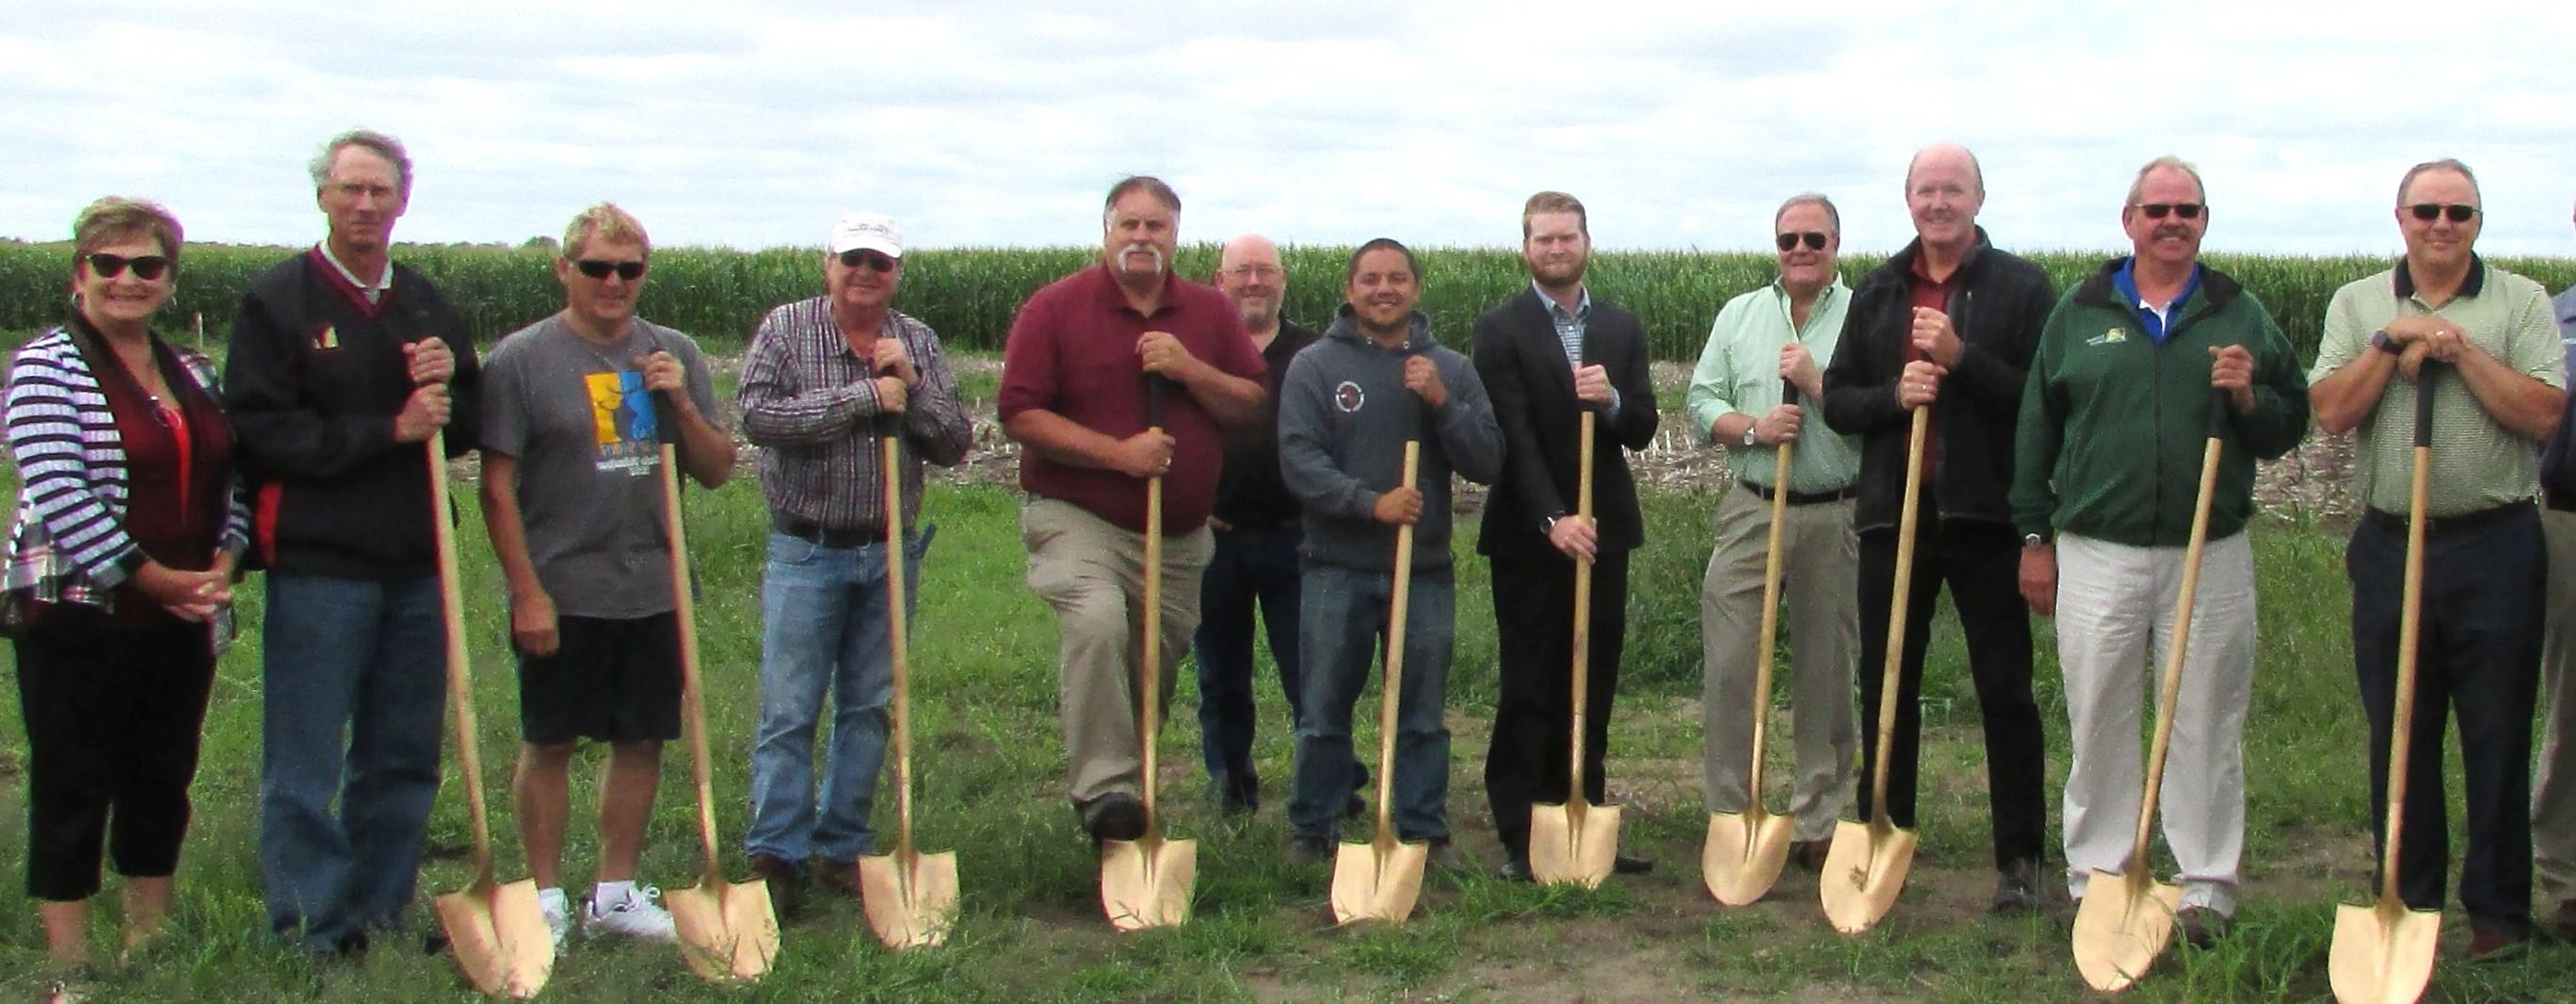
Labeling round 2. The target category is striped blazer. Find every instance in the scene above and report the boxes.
[4,325,252,610]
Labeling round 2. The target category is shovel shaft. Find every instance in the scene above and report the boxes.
[1745,431,1794,802]
[882,436,916,859]
[1568,412,1595,804]
[1865,408,1933,819]
[1141,438,1165,831]
[1376,442,1420,844]
[659,444,725,868]
[427,434,500,885]
[2129,394,2228,869]
[2378,374,2436,903]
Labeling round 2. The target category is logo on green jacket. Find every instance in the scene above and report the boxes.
[2085,328,2129,347]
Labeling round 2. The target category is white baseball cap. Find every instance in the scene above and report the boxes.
[829,211,904,257]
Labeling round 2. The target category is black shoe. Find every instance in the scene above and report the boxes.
[1424,836,1463,871]
[749,852,804,919]
[1087,793,1149,846]
[2177,906,2230,948]
[1499,854,1534,883]
[1990,860,2043,915]
[1287,834,1337,866]
[420,931,450,956]
[1791,839,1831,872]
[1613,852,1654,875]
[1208,776,1259,817]
[2468,923,2532,963]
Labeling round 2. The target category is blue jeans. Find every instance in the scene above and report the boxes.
[745,528,926,863]
[1192,522,1303,806]
[259,572,447,954]
[1291,562,1452,841]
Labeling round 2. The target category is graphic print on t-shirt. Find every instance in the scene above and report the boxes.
[585,369,661,476]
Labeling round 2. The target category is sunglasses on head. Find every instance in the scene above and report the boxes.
[1775,232,1828,251]
[838,249,899,273]
[84,252,170,281]
[2133,202,2204,219]
[572,259,647,281]
[2408,202,2478,223]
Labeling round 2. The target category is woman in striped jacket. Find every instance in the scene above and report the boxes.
[4,197,250,971]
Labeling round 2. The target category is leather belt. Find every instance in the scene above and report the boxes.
[1743,482,1857,506]
[774,515,885,548]
[2360,498,2536,537]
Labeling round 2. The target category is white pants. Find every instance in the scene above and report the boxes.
[2055,532,2255,915]
[2536,508,2576,906]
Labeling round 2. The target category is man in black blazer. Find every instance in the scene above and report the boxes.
[1472,191,1660,881]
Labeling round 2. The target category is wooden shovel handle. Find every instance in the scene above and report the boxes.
[659,444,725,874]
[1865,407,1932,822]
[1140,439,1165,833]
[1376,442,1420,845]
[1568,412,1596,806]
[2378,369,2435,902]
[1745,381,1796,801]
[427,433,499,886]
[2128,391,2229,869]
[883,436,916,859]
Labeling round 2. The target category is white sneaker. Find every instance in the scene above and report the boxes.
[539,894,572,950]
[586,885,678,943]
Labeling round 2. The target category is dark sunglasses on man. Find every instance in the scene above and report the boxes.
[2133,202,2204,219]
[84,252,171,281]
[1775,231,1828,251]
[572,259,647,281]
[2407,202,2478,223]
[838,249,899,273]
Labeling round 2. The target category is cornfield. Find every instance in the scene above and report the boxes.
[3,241,2567,364]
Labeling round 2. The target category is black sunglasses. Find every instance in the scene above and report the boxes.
[84,252,171,281]
[2407,202,2478,223]
[1775,232,1828,251]
[2133,202,2204,219]
[572,259,647,281]
[838,249,900,273]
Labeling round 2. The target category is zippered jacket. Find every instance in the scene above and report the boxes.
[1277,306,1503,572]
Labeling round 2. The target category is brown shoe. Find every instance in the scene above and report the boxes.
[2466,923,2530,963]
[1791,839,1831,872]
[2177,906,2230,948]
[748,852,804,919]
[813,857,861,899]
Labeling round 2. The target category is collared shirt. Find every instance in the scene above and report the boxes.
[735,298,973,532]
[1686,276,1861,493]
[315,242,392,304]
[1531,279,1621,418]
[2112,259,2203,344]
[2311,255,2566,516]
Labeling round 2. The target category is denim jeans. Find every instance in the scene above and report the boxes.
[259,572,447,954]
[1290,562,1453,841]
[744,528,926,864]
[1192,522,1303,807]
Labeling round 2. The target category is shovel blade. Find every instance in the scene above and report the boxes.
[1329,838,1429,925]
[1818,818,1916,934]
[1701,809,1795,907]
[858,848,960,950]
[2328,899,2439,1004]
[1100,835,1197,931]
[1529,802,1621,889]
[667,879,780,983]
[433,879,553,999]
[2070,868,2182,993]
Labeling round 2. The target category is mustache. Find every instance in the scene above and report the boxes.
[1120,242,1167,271]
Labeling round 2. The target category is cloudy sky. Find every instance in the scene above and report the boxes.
[8,1,2574,257]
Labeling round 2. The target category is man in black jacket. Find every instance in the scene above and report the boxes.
[1819,143,2054,912]
[1473,191,1659,881]
[223,129,480,956]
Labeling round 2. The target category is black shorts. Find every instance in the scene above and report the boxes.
[516,612,684,745]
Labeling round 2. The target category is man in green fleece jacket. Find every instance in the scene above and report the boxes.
[2009,156,2309,944]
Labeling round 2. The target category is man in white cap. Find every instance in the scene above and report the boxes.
[734,211,971,916]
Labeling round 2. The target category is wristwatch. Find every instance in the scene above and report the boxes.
[2023,533,2049,549]
[2369,329,2401,355]
[1543,511,1568,534]
[1739,424,1759,447]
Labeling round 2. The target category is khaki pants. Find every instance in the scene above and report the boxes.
[1022,497,1213,818]
[2536,508,2576,906]
[1698,486,1858,842]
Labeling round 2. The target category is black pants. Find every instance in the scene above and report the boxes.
[2350,506,2544,935]
[13,605,217,900]
[1191,522,1305,806]
[1853,516,2046,870]
[1485,549,1628,858]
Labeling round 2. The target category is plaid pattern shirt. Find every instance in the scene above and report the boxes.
[735,298,970,531]
[1534,280,1622,418]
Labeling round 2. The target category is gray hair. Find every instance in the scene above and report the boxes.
[1773,192,1841,235]
[2125,155,2207,205]
[2396,158,2479,206]
[309,129,414,196]
[1103,175,1181,225]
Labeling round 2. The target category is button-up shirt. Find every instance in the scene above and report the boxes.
[1533,279,1620,419]
[317,242,392,304]
[735,298,972,531]
[1687,276,1861,493]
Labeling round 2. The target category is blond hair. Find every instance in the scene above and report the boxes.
[72,196,184,269]
[562,202,652,258]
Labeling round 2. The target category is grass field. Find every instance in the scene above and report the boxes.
[0,355,2569,1003]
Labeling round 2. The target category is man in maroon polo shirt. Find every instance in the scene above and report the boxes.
[999,176,1268,846]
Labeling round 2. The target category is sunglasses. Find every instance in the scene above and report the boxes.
[572,259,647,281]
[2407,202,2478,223]
[1775,232,1828,251]
[84,252,171,281]
[2133,202,2204,219]
[838,249,900,273]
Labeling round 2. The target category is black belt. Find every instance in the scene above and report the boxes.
[2360,498,2536,537]
[1743,482,1857,506]
[2548,490,2576,514]
[774,515,886,548]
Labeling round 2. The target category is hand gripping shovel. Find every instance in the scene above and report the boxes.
[2072,391,2228,992]
[1331,441,1430,924]
[859,434,960,949]
[656,443,780,982]
[1820,404,1930,935]
[425,433,554,998]
[1531,411,1621,887]
[1705,381,1804,906]
[2329,370,2441,1004]
[1101,377,1197,931]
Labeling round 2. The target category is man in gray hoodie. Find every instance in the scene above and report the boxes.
[1277,238,1504,864]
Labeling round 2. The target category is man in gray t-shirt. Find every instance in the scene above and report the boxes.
[477,204,736,947]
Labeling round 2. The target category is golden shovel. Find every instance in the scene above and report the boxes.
[1704,381,1802,907]
[1101,383,1198,931]
[859,436,959,949]
[2071,392,2229,992]
[1820,405,1929,935]
[1530,412,1621,888]
[425,434,554,999]
[2329,371,2441,1004]
[1331,441,1430,925]
[656,444,781,982]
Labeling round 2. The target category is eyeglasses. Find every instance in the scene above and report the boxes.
[84,252,171,281]
[1222,264,1283,280]
[838,249,899,273]
[2133,202,2204,219]
[2407,202,2478,223]
[1775,232,1828,251]
[572,259,647,281]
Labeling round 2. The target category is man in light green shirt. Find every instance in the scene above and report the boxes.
[1684,192,1861,868]
[2307,158,2567,960]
